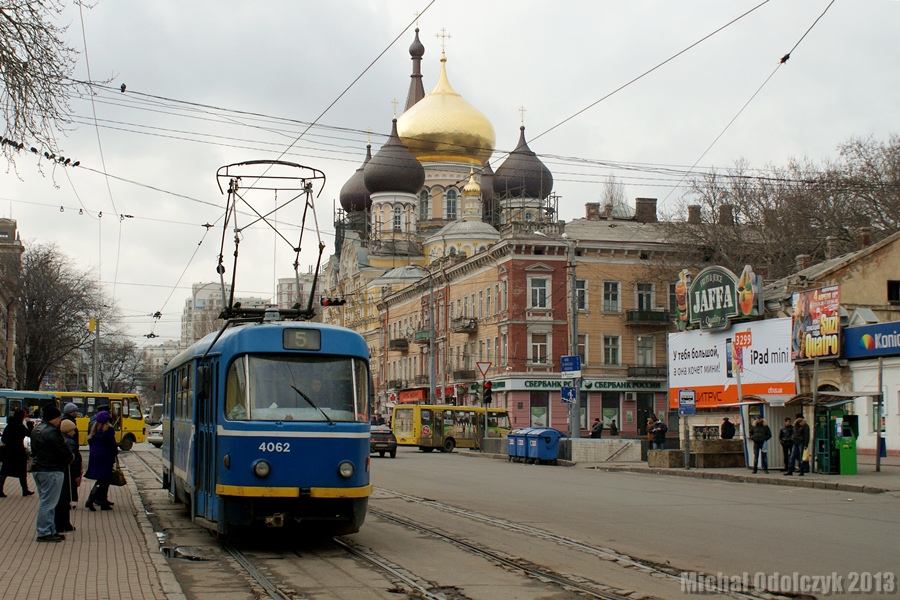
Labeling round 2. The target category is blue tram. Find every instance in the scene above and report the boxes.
[161,318,372,536]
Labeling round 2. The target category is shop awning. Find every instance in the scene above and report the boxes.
[786,391,879,406]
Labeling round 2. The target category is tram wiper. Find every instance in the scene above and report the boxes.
[291,385,334,425]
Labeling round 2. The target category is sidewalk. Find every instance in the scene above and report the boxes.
[462,450,900,494]
[0,458,185,600]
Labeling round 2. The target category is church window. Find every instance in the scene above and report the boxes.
[445,189,458,220]
[393,206,402,230]
[419,190,430,221]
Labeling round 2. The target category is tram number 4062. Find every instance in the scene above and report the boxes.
[259,442,291,453]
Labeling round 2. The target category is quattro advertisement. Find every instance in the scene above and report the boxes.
[668,318,796,409]
[791,285,841,361]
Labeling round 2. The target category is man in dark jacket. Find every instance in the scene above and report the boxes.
[30,406,74,542]
[721,417,736,439]
[590,418,604,438]
[784,415,811,476]
[648,417,668,450]
[778,418,794,471]
[749,417,772,474]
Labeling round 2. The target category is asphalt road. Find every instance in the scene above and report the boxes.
[371,447,900,588]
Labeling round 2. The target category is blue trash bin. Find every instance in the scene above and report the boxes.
[525,428,566,464]
[510,428,534,462]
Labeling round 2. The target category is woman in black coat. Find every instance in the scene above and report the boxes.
[84,411,117,511]
[55,419,83,532]
[0,409,35,497]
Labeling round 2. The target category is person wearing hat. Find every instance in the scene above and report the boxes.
[84,410,118,511]
[87,404,109,434]
[720,417,736,440]
[55,420,83,533]
[29,405,74,542]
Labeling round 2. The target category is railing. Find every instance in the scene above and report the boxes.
[627,365,667,378]
[386,379,404,390]
[625,309,670,324]
[450,317,477,333]
[414,374,430,385]
[414,330,431,344]
[452,369,477,381]
[388,338,409,351]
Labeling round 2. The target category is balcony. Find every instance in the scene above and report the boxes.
[414,374,430,385]
[625,309,671,325]
[452,369,477,381]
[414,329,432,345]
[450,317,478,334]
[628,365,667,378]
[389,338,409,351]
[386,379,404,390]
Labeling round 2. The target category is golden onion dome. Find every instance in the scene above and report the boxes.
[397,54,495,166]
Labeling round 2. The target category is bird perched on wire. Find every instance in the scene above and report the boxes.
[120,83,126,93]
[780,53,790,64]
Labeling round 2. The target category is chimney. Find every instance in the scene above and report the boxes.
[718,204,734,226]
[796,254,811,271]
[634,198,658,223]
[856,227,872,249]
[604,202,614,220]
[585,203,600,221]
[825,236,842,260]
[687,204,702,224]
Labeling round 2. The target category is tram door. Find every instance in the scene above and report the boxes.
[194,362,218,522]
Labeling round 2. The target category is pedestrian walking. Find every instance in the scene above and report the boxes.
[749,417,772,474]
[55,420,83,534]
[590,418,604,438]
[721,417,736,439]
[84,410,117,511]
[30,406,74,542]
[609,419,619,436]
[0,409,35,497]
[778,417,794,470]
[784,414,810,476]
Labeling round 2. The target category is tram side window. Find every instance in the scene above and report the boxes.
[225,357,248,420]
[175,365,193,420]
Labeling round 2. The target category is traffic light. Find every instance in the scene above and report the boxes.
[320,298,347,307]
[483,380,492,405]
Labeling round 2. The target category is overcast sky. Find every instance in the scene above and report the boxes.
[3,0,898,345]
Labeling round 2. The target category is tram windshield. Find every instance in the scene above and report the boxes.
[225,354,369,422]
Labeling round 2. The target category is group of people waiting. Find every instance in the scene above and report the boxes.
[0,402,122,543]
[741,413,811,475]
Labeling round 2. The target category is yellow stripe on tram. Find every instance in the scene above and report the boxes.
[215,485,300,497]
[309,485,372,499]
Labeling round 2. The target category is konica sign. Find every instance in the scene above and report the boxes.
[844,321,900,359]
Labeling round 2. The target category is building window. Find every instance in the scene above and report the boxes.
[530,278,548,308]
[479,291,483,319]
[419,190,430,221]
[445,189,458,220]
[486,288,492,316]
[531,334,548,363]
[636,335,654,366]
[463,296,468,317]
[603,281,620,312]
[501,333,508,363]
[669,282,679,313]
[577,333,587,364]
[575,279,587,310]
[637,282,653,311]
[392,206,402,230]
[603,335,620,365]
[889,281,900,304]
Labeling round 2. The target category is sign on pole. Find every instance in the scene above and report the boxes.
[678,389,696,416]
[561,387,576,404]
[560,355,581,378]
[476,362,492,377]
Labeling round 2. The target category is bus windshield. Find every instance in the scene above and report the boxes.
[225,354,368,422]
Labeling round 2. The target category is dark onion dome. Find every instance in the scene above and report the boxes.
[409,27,425,58]
[364,119,425,195]
[492,126,553,199]
[480,160,494,208]
[339,144,372,211]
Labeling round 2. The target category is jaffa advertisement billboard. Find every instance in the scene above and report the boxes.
[668,318,796,409]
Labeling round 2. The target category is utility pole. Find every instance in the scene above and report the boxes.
[567,237,580,439]
[90,316,100,392]
[429,274,437,404]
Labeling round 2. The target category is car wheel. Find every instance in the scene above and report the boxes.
[442,438,456,453]
[379,451,385,457]
[390,450,396,458]
[119,435,135,452]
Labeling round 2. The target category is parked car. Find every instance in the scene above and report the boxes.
[370,425,397,458]
[147,424,163,448]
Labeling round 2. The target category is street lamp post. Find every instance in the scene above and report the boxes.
[566,236,581,439]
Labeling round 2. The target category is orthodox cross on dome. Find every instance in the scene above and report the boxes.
[413,10,420,28]
[519,106,526,126]
[436,27,451,52]
[391,98,398,118]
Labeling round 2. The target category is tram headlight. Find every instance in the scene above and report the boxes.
[337,461,355,479]
[253,459,271,478]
